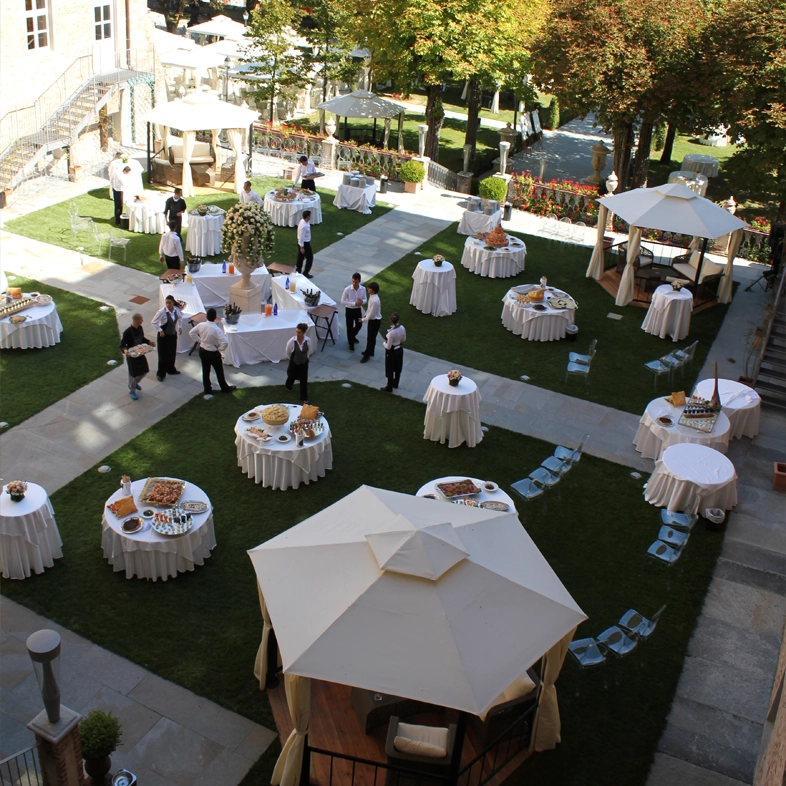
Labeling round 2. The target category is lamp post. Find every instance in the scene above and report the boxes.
[605,170,618,232]
[224,55,231,102]
[26,630,61,723]
[242,10,248,24]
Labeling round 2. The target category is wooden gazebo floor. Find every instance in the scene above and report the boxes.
[598,269,718,314]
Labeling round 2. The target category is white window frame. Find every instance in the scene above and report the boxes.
[24,0,50,51]
[93,2,112,42]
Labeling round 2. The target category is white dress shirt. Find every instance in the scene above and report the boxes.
[362,294,381,322]
[240,189,263,205]
[152,305,183,332]
[110,171,127,192]
[159,231,184,260]
[297,218,312,245]
[294,160,317,184]
[384,324,406,349]
[189,320,228,352]
[341,283,367,309]
[285,334,312,357]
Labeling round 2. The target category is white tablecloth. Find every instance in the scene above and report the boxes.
[693,379,761,440]
[101,478,216,581]
[667,170,708,197]
[644,443,737,511]
[191,263,271,308]
[410,260,457,317]
[333,183,377,214]
[0,483,63,580]
[222,310,317,367]
[460,236,526,278]
[633,396,731,460]
[235,404,333,490]
[457,208,503,236]
[0,299,63,349]
[159,282,206,353]
[185,209,225,256]
[641,285,693,341]
[263,190,323,227]
[423,374,483,449]
[681,154,719,178]
[271,274,339,340]
[501,286,575,341]
[417,476,517,513]
[128,194,188,234]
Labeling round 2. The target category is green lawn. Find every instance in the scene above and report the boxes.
[3,177,393,276]
[0,275,121,428]
[0,381,723,786]
[376,224,730,415]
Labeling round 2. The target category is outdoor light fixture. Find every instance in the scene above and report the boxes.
[242,10,248,24]
[224,55,232,102]
[498,140,511,175]
[26,629,61,723]
[417,124,428,157]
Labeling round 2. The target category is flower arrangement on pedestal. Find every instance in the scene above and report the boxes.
[6,480,28,501]
[221,203,275,288]
[447,370,462,387]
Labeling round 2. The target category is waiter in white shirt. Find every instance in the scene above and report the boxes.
[151,294,182,380]
[296,210,314,278]
[239,180,264,205]
[188,307,237,395]
[359,281,381,363]
[284,322,312,402]
[293,155,319,191]
[110,165,131,225]
[159,221,185,270]
[340,272,366,351]
[381,312,406,392]
[107,152,124,198]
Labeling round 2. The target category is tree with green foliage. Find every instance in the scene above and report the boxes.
[545,96,560,130]
[161,0,224,34]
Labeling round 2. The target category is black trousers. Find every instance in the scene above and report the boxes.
[157,333,178,377]
[296,241,313,276]
[199,347,230,393]
[363,319,380,359]
[112,189,124,225]
[345,307,362,347]
[302,178,316,191]
[286,359,309,401]
[164,255,182,270]
[385,347,404,389]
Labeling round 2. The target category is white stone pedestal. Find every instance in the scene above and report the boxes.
[229,282,262,314]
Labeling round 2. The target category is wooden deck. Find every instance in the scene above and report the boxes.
[597,269,718,314]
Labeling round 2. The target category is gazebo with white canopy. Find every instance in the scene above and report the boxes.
[187,13,247,42]
[248,485,586,786]
[141,90,259,196]
[586,183,749,306]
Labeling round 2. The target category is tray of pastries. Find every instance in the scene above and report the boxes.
[262,404,290,426]
[435,479,481,499]
[138,478,186,507]
[677,397,719,433]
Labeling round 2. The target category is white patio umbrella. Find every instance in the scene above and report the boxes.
[187,13,246,41]
[316,90,408,150]
[153,28,196,54]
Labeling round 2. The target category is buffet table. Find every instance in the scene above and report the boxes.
[457,208,503,236]
[159,281,205,353]
[128,193,189,234]
[263,190,322,227]
[460,236,526,278]
[693,379,761,440]
[234,404,333,490]
[423,374,483,449]
[641,285,693,341]
[501,285,576,341]
[333,182,377,214]
[0,483,63,580]
[633,396,731,460]
[185,207,225,256]
[0,298,63,350]
[416,476,517,513]
[191,263,271,308]
[101,478,216,581]
[681,154,720,178]
[410,260,457,317]
[271,273,338,339]
[644,443,737,511]
[222,310,317,367]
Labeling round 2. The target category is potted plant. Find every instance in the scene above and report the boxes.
[80,709,122,784]
[447,370,462,387]
[432,254,445,268]
[221,202,275,290]
[6,480,28,502]
[224,302,242,324]
[400,160,425,194]
[478,176,509,205]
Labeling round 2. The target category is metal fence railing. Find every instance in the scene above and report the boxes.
[0,745,43,786]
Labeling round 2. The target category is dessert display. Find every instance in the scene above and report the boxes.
[107,496,138,518]
[681,398,716,418]
[138,478,186,507]
[0,297,36,318]
[262,404,290,426]
[435,479,481,499]
[484,224,509,249]
[289,417,324,439]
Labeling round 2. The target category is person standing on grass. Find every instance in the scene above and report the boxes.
[293,155,319,191]
[285,322,312,403]
[240,180,264,205]
[341,272,366,351]
[151,294,182,381]
[120,313,155,400]
[296,210,314,279]
[189,308,237,395]
[110,165,130,226]
[359,281,381,363]
[163,188,186,237]
[159,221,184,270]
[381,312,405,392]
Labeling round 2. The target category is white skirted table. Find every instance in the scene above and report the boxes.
[501,286,576,341]
[333,182,377,214]
[644,443,738,511]
[417,476,517,513]
[633,396,732,460]
[128,193,189,234]
[185,208,225,256]
[222,310,317,367]
[159,281,206,353]
[263,190,322,227]
[0,299,63,350]
[271,274,338,340]
[460,236,526,278]
[0,483,63,580]
[190,263,271,308]
[667,170,708,197]
[101,478,216,581]
[694,379,761,440]
[234,404,333,490]
[410,260,457,317]
[457,208,503,236]
[423,374,483,449]
[641,285,693,341]
[681,154,720,178]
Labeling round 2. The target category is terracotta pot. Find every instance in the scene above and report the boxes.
[403,181,418,194]
[84,755,111,783]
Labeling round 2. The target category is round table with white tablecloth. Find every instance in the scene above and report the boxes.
[101,478,216,581]
[423,374,483,449]
[416,476,517,514]
[185,208,225,256]
[457,208,503,236]
[641,285,694,342]
[0,298,63,350]
[460,236,526,278]
[644,443,737,511]
[681,154,719,178]
[263,190,322,227]
[222,309,317,367]
[0,483,63,580]
[333,182,377,214]
[159,281,206,353]
[501,285,576,341]
[234,404,333,490]
[190,263,271,308]
[410,260,457,317]
[667,170,708,197]
[127,193,189,234]
[693,379,761,440]
[633,396,731,460]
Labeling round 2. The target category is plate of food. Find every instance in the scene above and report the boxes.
[422,493,439,500]
[532,303,547,311]
[121,516,143,534]
[9,315,27,323]
[657,415,674,426]
[152,513,193,536]
[483,481,499,493]
[453,498,480,507]
[242,410,261,422]
[139,478,186,507]
[247,426,271,441]
[480,500,510,512]
[141,508,156,520]
[180,500,209,514]
[277,434,291,444]
[35,294,53,305]
[435,479,481,499]
[262,404,290,426]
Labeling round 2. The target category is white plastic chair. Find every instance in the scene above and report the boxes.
[543,214,558,236]
[109,230,130,262]
[571,221,586,243]
[557,217,572,238]
[91,222,112,257]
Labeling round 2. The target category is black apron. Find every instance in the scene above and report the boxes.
[122,326,150,377]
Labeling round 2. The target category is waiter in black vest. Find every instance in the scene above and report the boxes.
[163,188,186,237]
[151,294,182,380]
[285,323,312,402]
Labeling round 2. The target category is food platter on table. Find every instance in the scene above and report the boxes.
[532,304,547,311]
[141,508,156,519]
[121,516,144,534]
[151,512,193,536]
[139,478,186,507]
[35,294,53,305]
[242,410,261,422]
[435,479,481,499]
[422,494,439,500]
[247,426,272,442]
[480,500,510,512]
[261,404,290,426]
[180,500,209,514]
[483,481,499,493]
[9,315,28,323]
[453,498,480,507]
[276,434,292,444]
[657,415,674,427]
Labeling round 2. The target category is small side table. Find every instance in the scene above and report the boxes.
[308,304,338,350]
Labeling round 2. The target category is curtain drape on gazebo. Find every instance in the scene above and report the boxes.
[253,583,274,689]
[718,229,743,304]
[531,627,576,751]
[615,226,643,306]
[271,675,311,786]
[227,127,244,194]
[157,125,169,158]
[181,130,196,197]
[211,128,222,171]
[586,205,609,280]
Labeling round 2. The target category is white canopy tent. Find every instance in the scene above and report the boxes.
[249,485,586,786]
[316,90,408,151]
[187,14,246,41]
[153,29,196,54]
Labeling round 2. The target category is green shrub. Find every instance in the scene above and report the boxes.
[546,96,560,130]
[478,176,509,202]
[399,160,425,183]
[79,710,122,760]
[652,124,667,151]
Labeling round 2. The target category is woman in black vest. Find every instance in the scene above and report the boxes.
[120,313,155,400]
[285,322,312,402]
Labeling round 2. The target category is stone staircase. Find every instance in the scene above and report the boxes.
[755,274,786,408]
